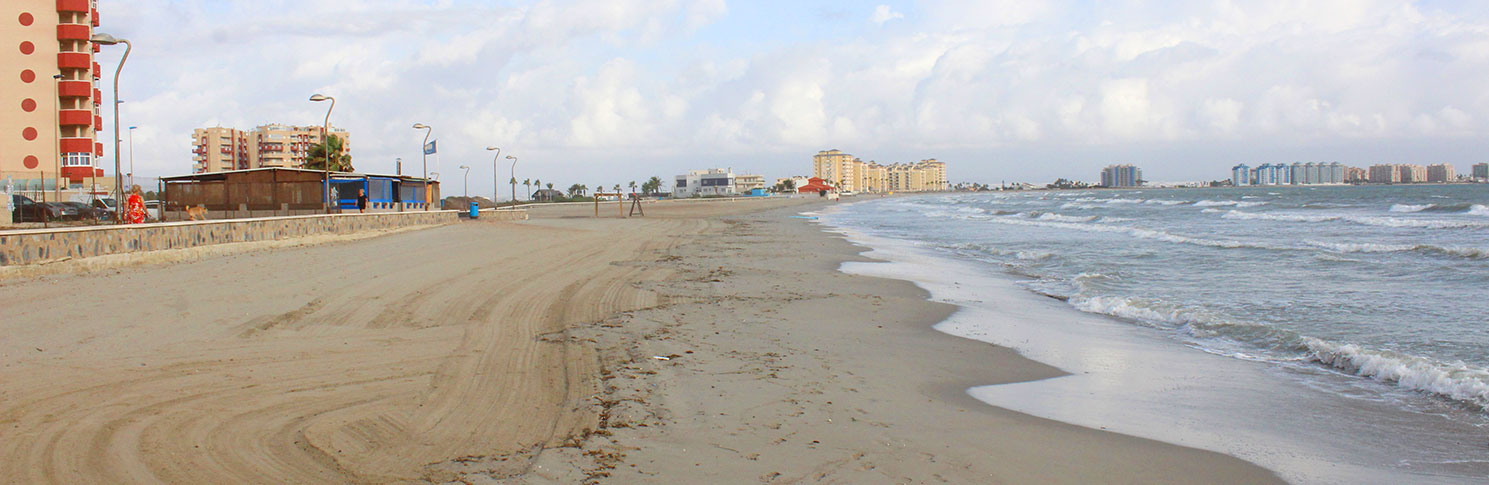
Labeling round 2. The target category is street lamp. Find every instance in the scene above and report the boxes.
[459,165,470,199]
[485,146,500,205]
[310,94,335,213]
[413,123,431,210]
[91,32,130,222]
[128,125,137,188]
[506,155,518,203]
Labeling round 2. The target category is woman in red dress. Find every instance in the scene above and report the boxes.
[125,185,147,224]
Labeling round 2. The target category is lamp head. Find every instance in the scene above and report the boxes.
[90,33,123,45]
[486,146,499,151]
[506,155,517,160]
[459,165,470,169]
[412,123,429,129]
[309,94,331,102]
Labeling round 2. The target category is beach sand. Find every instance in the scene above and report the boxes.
[0,197,1280,483]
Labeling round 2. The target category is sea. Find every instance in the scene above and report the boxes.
[814,184,1489,484]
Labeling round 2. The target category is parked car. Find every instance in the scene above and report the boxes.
[42,202,81,221]
[71,194,117,213]
[61,201,110,222]
[10,194,47,222]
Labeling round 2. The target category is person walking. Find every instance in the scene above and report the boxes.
[357,188,368,213]
[125,185,147,224]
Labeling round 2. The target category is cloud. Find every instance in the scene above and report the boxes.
[96,0,1489,190]
[871,5,904,25]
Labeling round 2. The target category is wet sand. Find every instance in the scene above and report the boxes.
[0,197,1280,483]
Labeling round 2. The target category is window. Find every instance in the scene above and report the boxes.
[62,153,92,167]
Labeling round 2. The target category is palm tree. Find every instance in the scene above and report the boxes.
[646,176,663,195]
[568,183,583,198]
[613,184,621,193]
[628,181,637,195]
[546,182,554,191]
[523,179,532,201]
[534,178,542,193]
[305,134,353,172]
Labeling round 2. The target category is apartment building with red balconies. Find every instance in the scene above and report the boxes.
[3,0,109,203]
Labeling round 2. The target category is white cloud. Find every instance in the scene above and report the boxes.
[96,0,1489,189]
[871,5,904,25]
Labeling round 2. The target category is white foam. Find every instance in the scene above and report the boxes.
[1470,204,1489,217]
[1305,338,1489,409]
[1305,240,1489,260]
[1390,204,1432,213]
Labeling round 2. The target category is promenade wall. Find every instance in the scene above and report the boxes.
[0,210,489,266]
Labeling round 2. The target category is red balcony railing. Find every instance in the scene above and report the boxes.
[58,52,90,69]
[59,80,90,97]
[57,0,90,13]
[57,24,89,41]
[59,109,91,126]
[60,138,92,153]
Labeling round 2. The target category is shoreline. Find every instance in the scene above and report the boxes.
[814,194,1489,484]
[525,201,1282,483]
[0,197,1281,483]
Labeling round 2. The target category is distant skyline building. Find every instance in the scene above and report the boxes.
[1231,164,1251,186]
[674,168,766,197]
[811,149,948,193]
[1369,164,1402,183]
[1426,163,1455,183]
[1101,164,1142,187]
[1398,164,1428,183]
[192,123,350,174]
[1474,163,1489,181]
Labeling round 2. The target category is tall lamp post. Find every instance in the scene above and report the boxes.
[90,33,130,222]
[127,125,137,188]
[459,165,470,199]
[485,146,500,204]
[309,94,335,213]
[413,123,432,210]
[506,155,519,203]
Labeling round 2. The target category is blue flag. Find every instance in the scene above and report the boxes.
[423,140,437,155]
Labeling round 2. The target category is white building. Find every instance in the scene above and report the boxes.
[674,169,737,198]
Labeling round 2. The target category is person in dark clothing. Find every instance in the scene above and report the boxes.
[357,188,368,213]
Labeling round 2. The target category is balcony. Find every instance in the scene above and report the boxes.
[60,138,92,153]
[57,0,90,13]
[58,52,90,69]
[59,109,91,126]
[59,80,90,97]
[57,24,89,41]
[95,142,103,156]
[62,166,93,182]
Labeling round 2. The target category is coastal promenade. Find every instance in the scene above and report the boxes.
[0,197,1279,483]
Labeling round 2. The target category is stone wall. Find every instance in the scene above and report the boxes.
[0,210,462,266]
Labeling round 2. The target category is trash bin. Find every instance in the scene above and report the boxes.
[469,204,480,219]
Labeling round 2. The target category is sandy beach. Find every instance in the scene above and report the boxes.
[0,197,1280,483]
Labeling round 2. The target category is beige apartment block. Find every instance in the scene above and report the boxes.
[1398,164,1428,183]
[192,127,249,173]
[812,150,947,194]
[734,174,766,193]
[192,123,350,173]
[2,0,107,200]
[1426,163,1456,183]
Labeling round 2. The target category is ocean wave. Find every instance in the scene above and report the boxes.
[1390,204,1434,213]
[1305,240,1489,260]
[1223,210,1489,230]
[1390,202,1489,215]
[986,217,1288,251]
[1143,199,1188,206]
[1060,203,1100,210]
[1222,210,1340,223]
[1305,338,1489,410]
[1074,294,1489,409]
[1029,212,1100,223]
[1200,208,1225,213]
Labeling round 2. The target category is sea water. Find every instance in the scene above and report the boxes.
[816,185,1489,483]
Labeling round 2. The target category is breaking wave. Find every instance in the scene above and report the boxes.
[1305,241,1489,260]
[1070,294,1489,410]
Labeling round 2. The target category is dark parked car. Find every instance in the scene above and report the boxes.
[41,202,80,221]
[11,194,48,222]
[61,201,110,221]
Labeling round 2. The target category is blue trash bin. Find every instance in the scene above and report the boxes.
[469,204,480,218]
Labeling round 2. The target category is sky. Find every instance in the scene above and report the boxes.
[99,0,1489,196]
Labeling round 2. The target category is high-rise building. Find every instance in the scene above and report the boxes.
[1426,163,1456,183]
[191,123,350,173]
[1398,164,1428,183]
[2,0,107,197]
[1369,164,1401,184]
[811,149,946,193]
[1346,167,1368,184]
[191,127,249,173]
[1474,163,1489,181]
[1101,164,1142,188]
[1232,164,1251,186]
